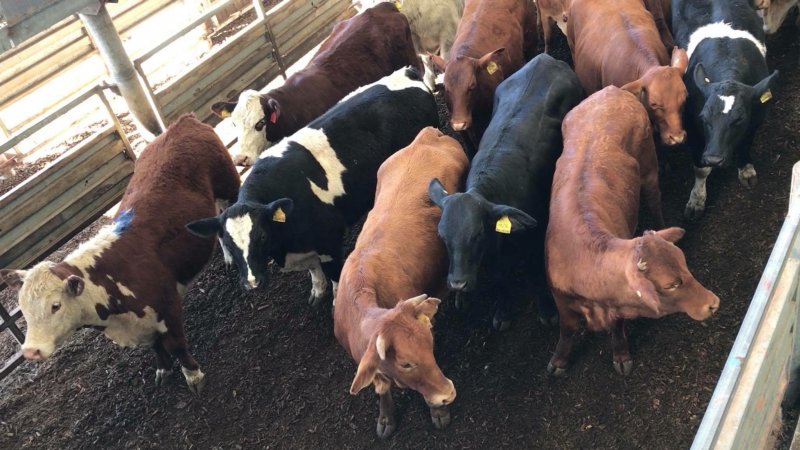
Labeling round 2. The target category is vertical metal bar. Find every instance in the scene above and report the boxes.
[133,61,167,129]
[79,4,163,136]
[264,19,288,80]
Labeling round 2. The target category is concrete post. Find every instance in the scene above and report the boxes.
[79,3,163,135]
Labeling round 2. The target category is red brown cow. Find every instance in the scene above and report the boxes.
[536,0,570,53]
[335,127,467,438]
[212,3,420,166]
[545,87,719,376]
[429,0,537,137]
[567,0,689,146]
[0,114,240,394]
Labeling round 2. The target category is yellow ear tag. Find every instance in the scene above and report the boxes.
[395,0,402,9]
[495,216,512,234]
[272,207,286,223]
[760,89,773,104]
[416,314,432,328]
[486,61,498,75]
[220,109,231,118]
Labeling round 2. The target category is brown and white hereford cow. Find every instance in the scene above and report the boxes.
[545,87,719,376]
[429,0,537,137]
[567,0,690,146]
[335,127,467,438]
[211,3,420,166]
[0,114,239,394]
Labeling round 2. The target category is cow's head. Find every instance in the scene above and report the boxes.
[430,48,506,131]
[186,198,293,290]
[692,64,778,167]
[622,47,689,146]
[428,179,536,291]
[1,264,90,360]
[212,90,281,166]
[349,294,456,408]
[624,228,720,320]
[760,0,795,33]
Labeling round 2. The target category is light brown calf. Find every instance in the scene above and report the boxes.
[567,0,689,145]
[335,127,467,438]
[545,87,720,376]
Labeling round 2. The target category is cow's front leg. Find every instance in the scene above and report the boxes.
[374,376,396,439]
[610,319,633,376]
[307,262,329,307]
[320,251,343,307]
[152,338,174,386]
[547,296,581,376]
[685,166,713,221]
[161,314,205,395]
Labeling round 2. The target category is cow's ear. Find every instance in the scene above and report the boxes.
[625,245,661,316]
[266,97,281,124]
[211,101,237,119]
[413,297,441,325]
[491,205,537,233]
[429,53,446,72]
[186,216,223,238]
[693,64,711,91]
[671,47,689,74]
[753,70,779,105]
[65,275,84,297]
[428,178,450,209]
[654,227,685,243]
[349,335,384,394]
[621,79,645,100]
[0,269,27,291]
[263,198,293,224]
[479,48,506,75]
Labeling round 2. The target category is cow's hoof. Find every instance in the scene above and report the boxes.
[376,415,396,439]
[684,203,705,221]
[613,359,634,376]
[182,368,206,396]
[738,164,757,188]
[546,361,568,377]
[430,406,451,430]
[155,368,173,386]
[538,314,559,328]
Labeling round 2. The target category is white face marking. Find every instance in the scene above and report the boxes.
[225,214,256,287]
[231,90,270,164]
[339,66,430,104]
[104,306,167,347]
[293,128,347,205]
[719,95,735,114]
[686,22,767,60]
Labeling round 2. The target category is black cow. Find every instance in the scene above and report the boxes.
[428,54,583,330]
[673,0,778,220]
[187,67,438,305]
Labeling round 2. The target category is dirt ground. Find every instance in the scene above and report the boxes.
[1,17,799,450]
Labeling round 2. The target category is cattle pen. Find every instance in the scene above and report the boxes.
[1,1,800,449]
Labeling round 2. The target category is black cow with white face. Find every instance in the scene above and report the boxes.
[188,67,438,305]
[673,0,779,220]
[428,54,583,330]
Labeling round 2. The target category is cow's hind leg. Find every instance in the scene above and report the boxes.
[161,311,205,395]
[547,295,581,376]
[374,376,396,438]
[307,262,329,307]
[685,166,713,221]
[611,319,634,376]
[152,338,174,386]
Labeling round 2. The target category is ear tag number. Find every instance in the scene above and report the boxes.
[760,89,773,104]
[487,61,498,75]
[495,216,512,234]
[272,207,286,223]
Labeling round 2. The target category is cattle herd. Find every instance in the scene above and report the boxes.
[0,0,793,440]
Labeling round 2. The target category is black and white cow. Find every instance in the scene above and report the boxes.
[428,54,583,330]
[673,0,779,220]
[188,67,438,306]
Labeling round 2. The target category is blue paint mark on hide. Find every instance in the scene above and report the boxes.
[113,209,134,234]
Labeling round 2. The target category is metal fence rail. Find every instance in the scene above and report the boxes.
[692,161,800,449]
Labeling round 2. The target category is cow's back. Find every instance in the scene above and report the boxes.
[451,0,531,63]
[345,127,468,309]
[112,115,239,286]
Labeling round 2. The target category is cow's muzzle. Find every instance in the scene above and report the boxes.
[22,348,44,360]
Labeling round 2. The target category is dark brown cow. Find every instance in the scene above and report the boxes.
[212,2,421,165]
[429,0,537,136]
[0,114,240,394]
[335,127,467,438]
[567,0,689,145]
[545,87,719,376]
